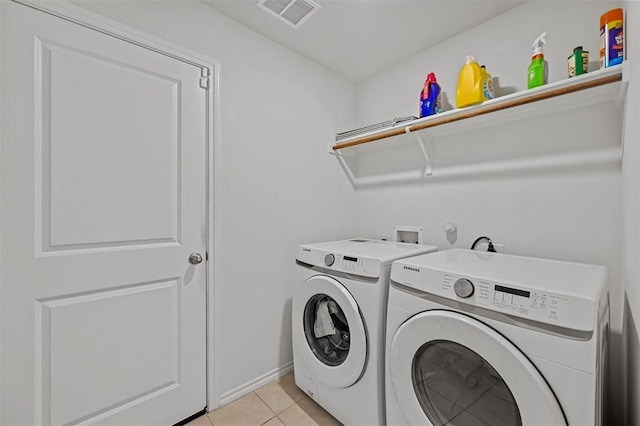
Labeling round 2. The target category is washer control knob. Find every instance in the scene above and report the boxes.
[454,278,475,298]
[324,253,335,266]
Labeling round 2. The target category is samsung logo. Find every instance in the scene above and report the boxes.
[403,266,420,273]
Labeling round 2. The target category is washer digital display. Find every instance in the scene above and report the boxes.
[495,284,530,298]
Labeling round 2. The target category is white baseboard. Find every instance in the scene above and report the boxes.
[217,362,294,407]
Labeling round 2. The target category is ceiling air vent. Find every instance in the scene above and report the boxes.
[257,0,321,29]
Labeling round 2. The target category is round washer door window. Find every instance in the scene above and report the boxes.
[293,275,367,388]
[389,310,566,425]
[303,294,351,366]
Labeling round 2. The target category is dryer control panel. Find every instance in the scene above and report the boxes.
[390,249,606,333]
[440,273,595,332]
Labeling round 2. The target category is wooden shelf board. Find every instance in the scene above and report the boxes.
[333,66,623,151]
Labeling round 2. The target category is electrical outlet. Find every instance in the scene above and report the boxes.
[475,242,505,253]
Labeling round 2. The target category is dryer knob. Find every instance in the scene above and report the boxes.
[324,253,335,266]
[454,278,475,298]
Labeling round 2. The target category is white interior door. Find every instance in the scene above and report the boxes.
[1,2,208,424]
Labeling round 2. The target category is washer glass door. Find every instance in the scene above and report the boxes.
[303,294,351,366]
[389,310,566,425]
[293,275,367,388]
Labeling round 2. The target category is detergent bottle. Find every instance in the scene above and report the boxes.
[456,55,484,108]
[481,65,495,100]
[528,32,548,89]
[419,72,442,117]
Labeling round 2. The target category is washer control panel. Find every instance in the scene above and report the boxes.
[441,273,594,331]
[297,247,381,278]
[329,253,373,276]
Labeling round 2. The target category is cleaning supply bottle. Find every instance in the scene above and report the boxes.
[481,65,495,100]
[528,32,548,89]
[567,46,589,77]
[419,72,442,117]
[600,8,624,68]
[456,55,484,108]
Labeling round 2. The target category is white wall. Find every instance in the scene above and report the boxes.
[70,0,357,407]
[622,1,640,424]
[353,1,626,423]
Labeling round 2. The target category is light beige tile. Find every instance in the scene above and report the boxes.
[278,396,341,426]
[207,392,276,426]
[186,413,213,426]
[263,417,285,426]
[255,373,307,414]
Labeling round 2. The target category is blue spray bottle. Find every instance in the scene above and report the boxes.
[420,72,442,117]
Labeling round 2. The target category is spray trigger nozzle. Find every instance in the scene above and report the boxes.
[532,32,547,55]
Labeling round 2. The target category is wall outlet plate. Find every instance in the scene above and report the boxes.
[393,225,423,244]
[475,241,505,253]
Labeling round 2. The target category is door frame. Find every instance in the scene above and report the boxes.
[0,0,222,415]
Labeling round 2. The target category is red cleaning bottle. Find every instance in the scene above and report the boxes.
[419,72,442,117]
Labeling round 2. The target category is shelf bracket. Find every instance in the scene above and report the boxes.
[415,132,433,176]
[330,150,358,187]
[616,80,629,109]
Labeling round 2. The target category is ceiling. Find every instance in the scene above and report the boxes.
[201,0,526,81]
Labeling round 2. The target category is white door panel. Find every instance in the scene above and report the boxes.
[42,38,179,248]
[1,2,207,424]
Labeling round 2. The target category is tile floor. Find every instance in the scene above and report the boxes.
[187,373,342,426]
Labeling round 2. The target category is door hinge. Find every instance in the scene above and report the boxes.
[199,68,210,90]
[205,252,209,261]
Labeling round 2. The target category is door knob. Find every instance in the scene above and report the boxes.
[189,253,203,265]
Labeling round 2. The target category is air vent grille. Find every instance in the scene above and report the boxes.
[257,0,320,29]
[263,0,289,15]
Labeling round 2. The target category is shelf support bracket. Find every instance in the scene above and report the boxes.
[616,80,629,109]
[330,150,358,187]
[415,132,433,176]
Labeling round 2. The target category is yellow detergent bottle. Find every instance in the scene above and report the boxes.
[456,55,484,108]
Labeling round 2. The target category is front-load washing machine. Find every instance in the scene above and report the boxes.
[293,239,438,425]
[386,249,609,426]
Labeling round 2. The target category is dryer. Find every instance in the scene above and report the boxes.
[385,249,609,426]
[293,239,437,426]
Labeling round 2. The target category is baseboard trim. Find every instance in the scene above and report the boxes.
[218,362,294,406]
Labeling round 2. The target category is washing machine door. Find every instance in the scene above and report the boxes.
[293,275,367,388]
[389,310,566,425]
